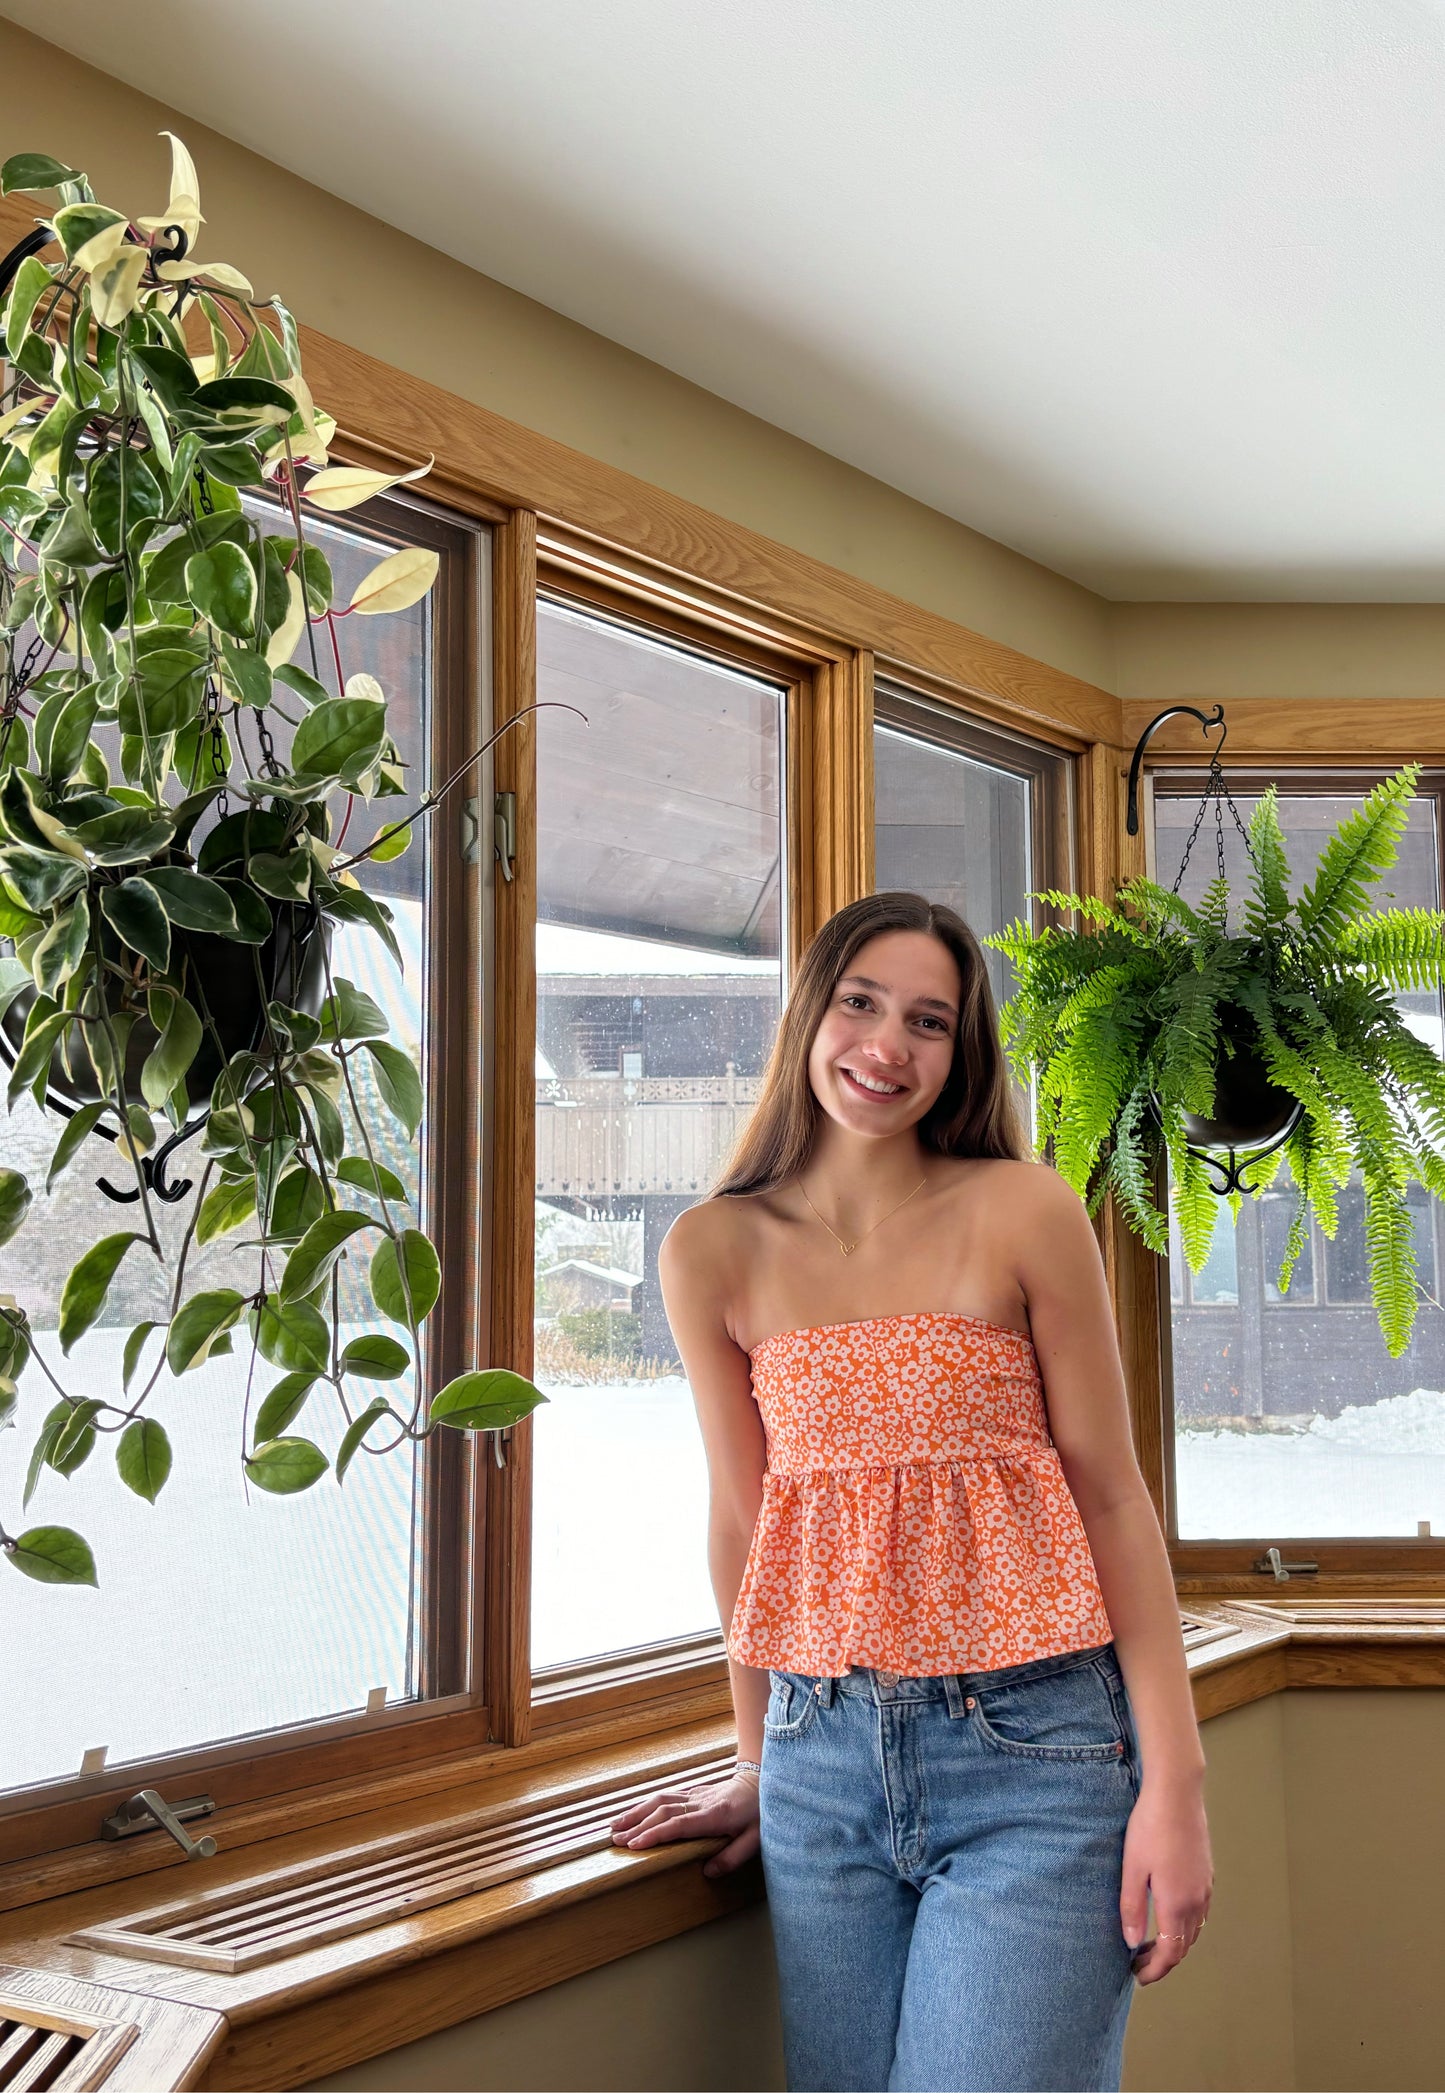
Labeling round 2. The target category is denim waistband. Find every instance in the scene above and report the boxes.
[798,1640,1118,1709]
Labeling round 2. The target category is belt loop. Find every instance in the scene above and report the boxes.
[943,1673,968,1719]
[816,1674,836,1708]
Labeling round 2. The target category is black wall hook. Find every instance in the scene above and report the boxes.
[1124,703,1227,836]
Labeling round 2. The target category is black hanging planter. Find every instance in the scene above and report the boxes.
[1128,706,1303,1195]
[1,900,330,1202]
[1179,1007,1303,1193]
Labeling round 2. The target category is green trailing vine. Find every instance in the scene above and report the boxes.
[0,140,548,1588]
[985,767,1445,1358]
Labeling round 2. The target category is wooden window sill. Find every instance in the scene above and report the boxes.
[4,1607,1445,2088]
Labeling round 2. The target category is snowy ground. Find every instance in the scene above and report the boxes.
[1175,1385,1445,1538]
[8,1363,1444,1792]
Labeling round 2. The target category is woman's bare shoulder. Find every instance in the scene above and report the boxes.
[660,1192,774,1274]
[941,1155,1089,1227]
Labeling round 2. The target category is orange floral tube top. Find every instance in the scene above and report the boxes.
[728,1311,1115,1677]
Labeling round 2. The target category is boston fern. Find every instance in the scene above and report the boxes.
[0,140,545,1590]
[986,767,1445,1358]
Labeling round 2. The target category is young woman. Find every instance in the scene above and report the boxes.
[611,892,1213,2093]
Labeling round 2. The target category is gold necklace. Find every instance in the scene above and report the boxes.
[797,1174,928,1258]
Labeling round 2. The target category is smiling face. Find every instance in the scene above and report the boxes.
[805,929,963,1142]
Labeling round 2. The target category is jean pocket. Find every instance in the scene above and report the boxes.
[970,1655,1128,1762]
[764,1669,823,1741]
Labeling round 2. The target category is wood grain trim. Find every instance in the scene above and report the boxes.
[65,1757,737,1975]
[803,651,874,946]
[483,510,540,1750]
[0,1968,223,2093]
[531,1635,730,1732]
[1122,696,1445,764]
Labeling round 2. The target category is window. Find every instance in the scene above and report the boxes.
[1155,777,1445,1543]
[530,599,785,1672]
[873,687,1071,1125]
[2,495,483,1797]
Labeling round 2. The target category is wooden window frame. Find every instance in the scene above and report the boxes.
[872,677,1076,916]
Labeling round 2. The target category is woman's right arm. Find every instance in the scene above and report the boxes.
[610,1202,769,1877]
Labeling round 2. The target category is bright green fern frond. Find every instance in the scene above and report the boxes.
[1048,994,1143,1193]
[1358,1154,1418,1357]
[1106,1082,1167,1252]
[1297,766,1419,945]
[1244,787,1291,937]
[1374,1017,1445,1151]
[1114,876,1209,941]
[1198,875,1231,931]
[1274,1175,1311,1296]
[1340,908,1445,992]
[1164,1119,1220,1274]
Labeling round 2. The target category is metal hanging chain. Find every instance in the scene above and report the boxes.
[1169,746,1255,924]
[0,632,45,766]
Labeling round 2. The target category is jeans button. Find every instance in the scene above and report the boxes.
[877,1669,898,1689]
[965,1695,976,1709]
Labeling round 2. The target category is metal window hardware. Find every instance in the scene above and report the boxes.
[494,790,517,881]
[459,793,480,865]
[1253,1546,1319,1582]
[101,1789,218,1859]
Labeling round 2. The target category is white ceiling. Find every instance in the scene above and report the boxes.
[11,0,1445,601]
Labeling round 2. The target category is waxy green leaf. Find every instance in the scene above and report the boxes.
[46,1101,107,1192]
[186,541,257,637]
[0,1166,32,1247]
[364,1041,423,1139]
[254,1296,330,1373]
[140,993,201,1109]
[100,878,171,971]
[281,1209,374,1302]
[429,1369,547,1433]
[5,1526,98,1586]
[291,698,386,785]
[245,1435,328,1495]
[58,1233,144,1354]
[116,1417,172,1503]
[336,1157,408,1204]
[138,867,238,935]
[369,1228,440,1327]
[167,1288,246,1375]
[339,1333,409,1380]
[253,1372,316,1446]
[336,1399,392,1482]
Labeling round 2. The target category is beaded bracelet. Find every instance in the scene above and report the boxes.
[734,1757,762,1782]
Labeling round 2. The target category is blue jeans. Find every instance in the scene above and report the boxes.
[758,1642,1140,2093]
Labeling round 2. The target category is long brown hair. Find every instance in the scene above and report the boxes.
[713,891,1028,1197]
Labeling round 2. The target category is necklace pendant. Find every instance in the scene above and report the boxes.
[838,1242,856,1257]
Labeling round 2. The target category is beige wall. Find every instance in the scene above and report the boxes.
[306,1903,784,2093]
[1116,603,1445,705]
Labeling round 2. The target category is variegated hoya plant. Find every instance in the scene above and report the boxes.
[0,138,546,1588]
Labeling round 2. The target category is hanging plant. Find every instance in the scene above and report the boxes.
[986,765,1445,1358]
[0,140,553,1589]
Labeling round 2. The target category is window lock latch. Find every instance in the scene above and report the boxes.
[1253,1546,1319,1582]
[493,790,516,881]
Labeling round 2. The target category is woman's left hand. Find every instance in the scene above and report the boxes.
[1120,1777,1213,1984]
